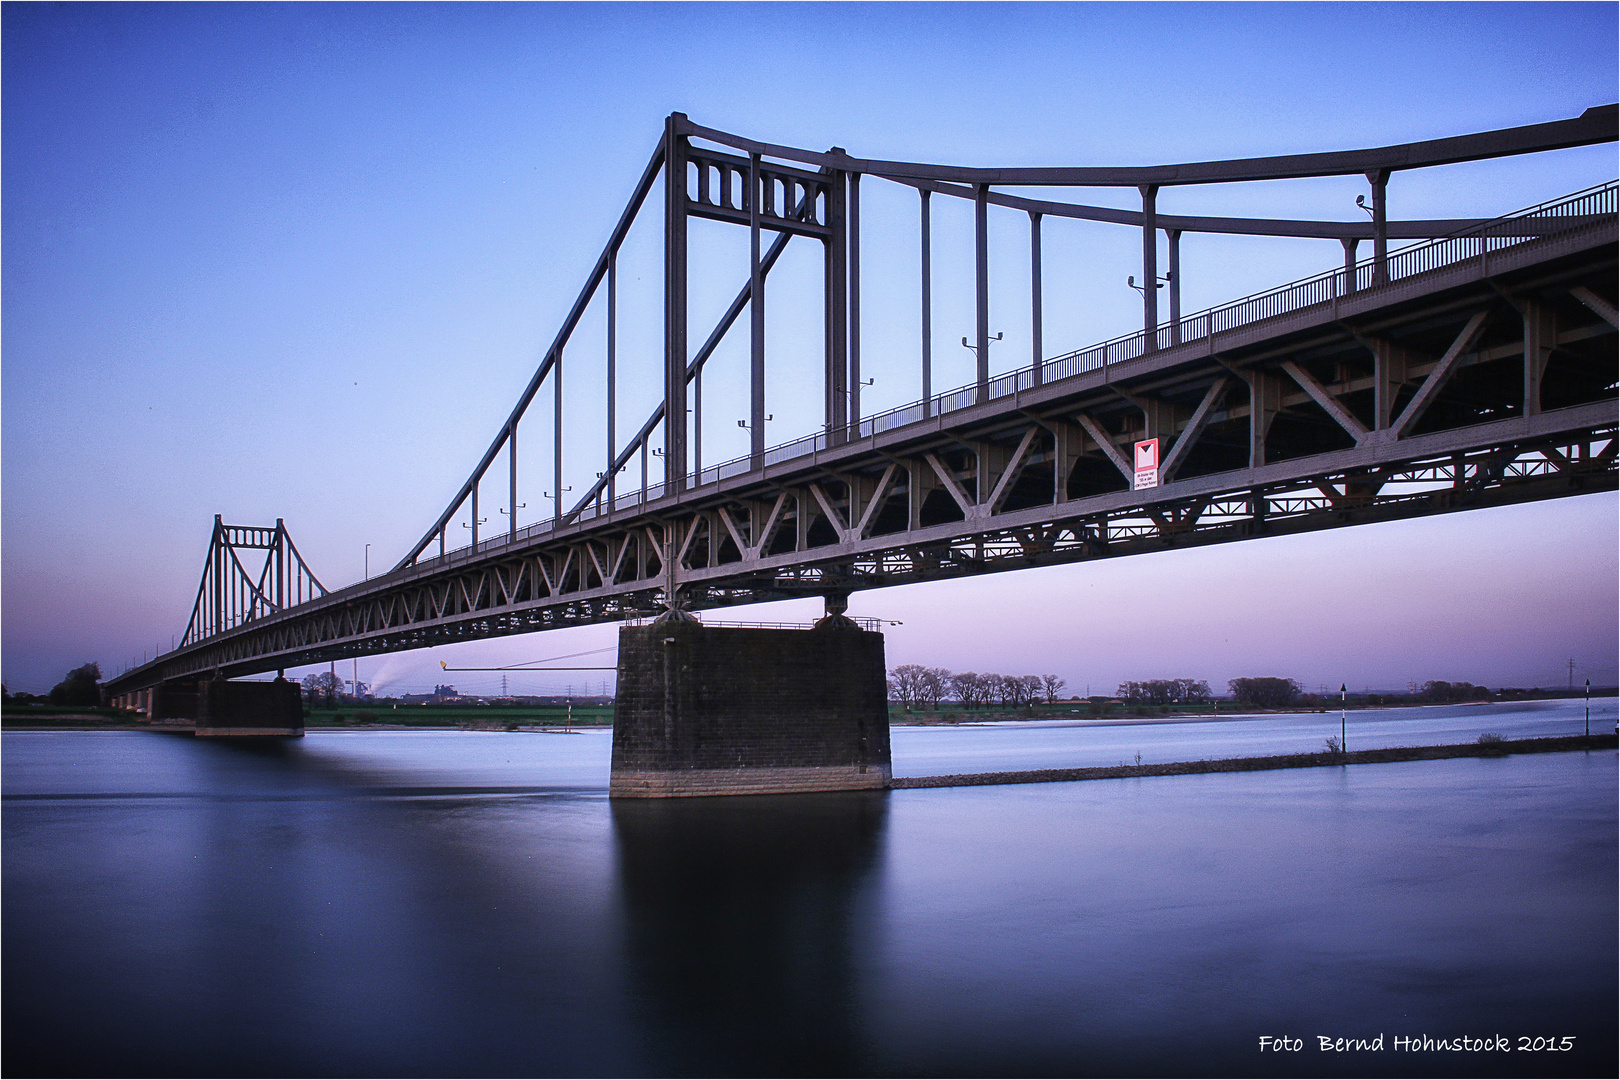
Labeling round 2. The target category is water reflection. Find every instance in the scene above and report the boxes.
[612,791,888,1075]
[5,732,1613,1077]
[3,732,632,1077]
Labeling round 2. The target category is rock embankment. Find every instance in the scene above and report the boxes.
[891,734,1617,789]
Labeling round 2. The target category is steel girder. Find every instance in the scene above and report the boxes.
[110,405,1614,691]
[102,139,1620,699]
[107,238,1616,692]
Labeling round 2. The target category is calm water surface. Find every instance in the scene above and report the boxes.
[4,701,1615,1077]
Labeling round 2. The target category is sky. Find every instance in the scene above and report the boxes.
[3,2,1616,698]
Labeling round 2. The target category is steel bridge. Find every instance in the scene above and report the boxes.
[105,106,1619,700]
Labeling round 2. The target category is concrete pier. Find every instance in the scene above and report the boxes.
[116,676,304,736]
[149,681,202,723]
[609,618,892,797]
[193,677,304,737]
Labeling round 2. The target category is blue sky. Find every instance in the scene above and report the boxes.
[4,3,1616,697]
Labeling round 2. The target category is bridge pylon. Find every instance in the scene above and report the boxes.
[182,516,327,647]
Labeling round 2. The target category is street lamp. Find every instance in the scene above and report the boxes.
[364,543,371,581]
[961,332,1003,355]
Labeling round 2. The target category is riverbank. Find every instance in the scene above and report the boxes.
[892,733,1617,789]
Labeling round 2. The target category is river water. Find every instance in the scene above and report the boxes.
[4,699,1615,1077]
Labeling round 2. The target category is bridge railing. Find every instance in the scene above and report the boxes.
[422,180,1615,565]
[1037,179,1617,387]
[847,180,1616,442]
[623,615,887,631]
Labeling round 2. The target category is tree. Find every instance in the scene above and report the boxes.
[1423,680,1490,703]
[1118,678,1212,705]
[950,671,986,709]
[1228,677,1301,708]
[919,667,950,710]
[1174,678,1212,704]
[1119,680,1169,704]
[1041,674,1066,704]
[888,664,929,708]
[301,672,344,706]
[49,663,101,707]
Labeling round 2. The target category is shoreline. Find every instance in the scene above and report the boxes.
[0,722,614,733]
[891,734,1618,789]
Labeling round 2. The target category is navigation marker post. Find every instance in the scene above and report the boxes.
[1133,438,1160,490]
[1341,683,1347,753]
[1585,678,1590,737]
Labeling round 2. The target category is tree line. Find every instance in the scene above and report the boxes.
[1128,678,1495,707]
[1226,677,1300,707]
[1107,677,1301,707]
[889,665,1065,709]
[888,672,1496,712]
[1117,678,1212,704]
[1418,680,1491,703]
[302,671,367,706]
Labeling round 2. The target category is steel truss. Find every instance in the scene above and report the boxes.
[393,105,1618,570]
[125,404,1613,686]
[180,516,327,647]
[104,106,1619,696]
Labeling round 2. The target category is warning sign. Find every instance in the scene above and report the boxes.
[1134,438,1160,490]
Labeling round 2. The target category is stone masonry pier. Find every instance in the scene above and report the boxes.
[609,619,892,797]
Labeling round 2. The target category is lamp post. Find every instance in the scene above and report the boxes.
[364,543,371,581]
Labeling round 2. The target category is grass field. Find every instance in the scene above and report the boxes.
[888,701,1235,723]
[305,703,615,728]
[1,705,143,727]
[0,700,1238,730]
[2,697,1350,731]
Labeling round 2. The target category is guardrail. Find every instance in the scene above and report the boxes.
[623,615,887,631]
[419,180,1616,567]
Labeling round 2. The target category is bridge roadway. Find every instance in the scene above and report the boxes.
[103,110,1619,699]
[109,207,1617,695]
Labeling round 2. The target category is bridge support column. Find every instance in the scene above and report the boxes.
[1247,370,1281,467]
[1523,300,1556,416]
[609,618,892,798]
[1340,238,1360,295]
[665,113,690,490]
[1366,169,1389,284]
[824,158,849,443]
[1140,184,1159,350]
[150,681,202,724]
[1372,338,1408,431]
[195,676,304,738]
[1166,227,1181,344]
